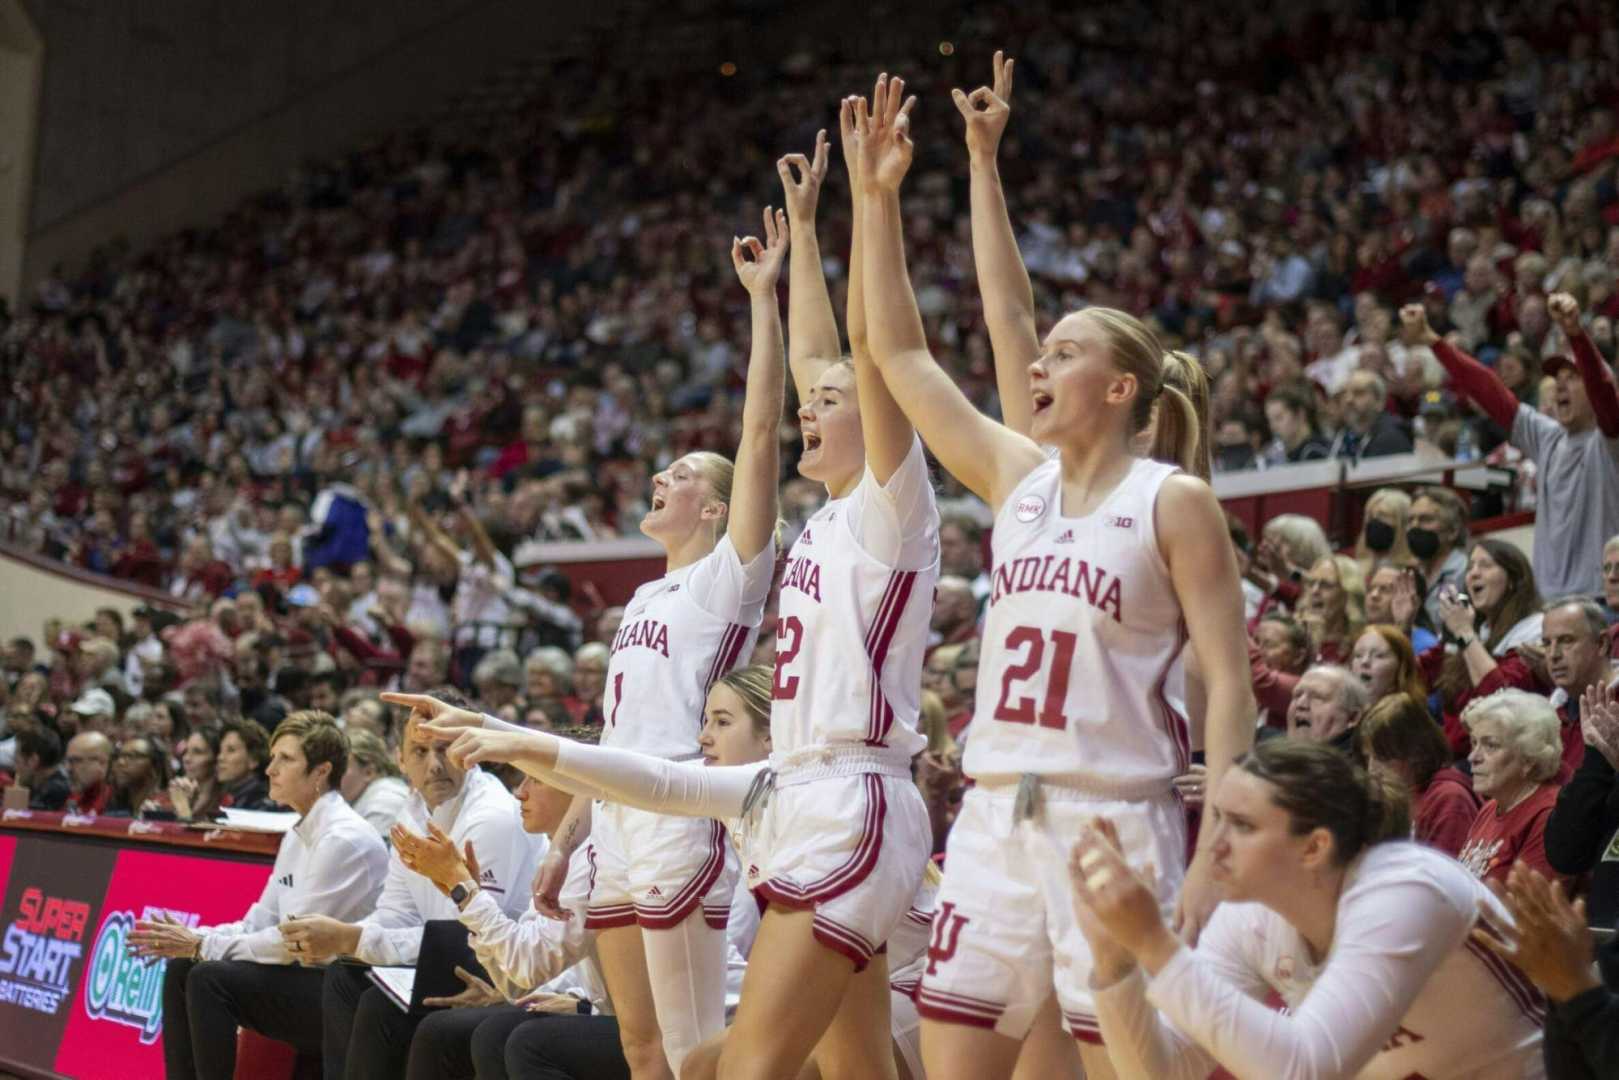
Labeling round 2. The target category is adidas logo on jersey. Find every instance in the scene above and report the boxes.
[646,886,663,898]
[668,584,680,592]
[798,529,813,546]
[746,864,760,880]
[277,874,294,888]
[480,867,498,884]
[1055,530,1074,544]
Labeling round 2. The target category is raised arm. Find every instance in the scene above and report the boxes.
[778,130,841,402]
[726,209,789,563]
[954,51,1039,437]
[1399,304,1519,430]
[857,75,1044,506]
[1550,291,1619,437]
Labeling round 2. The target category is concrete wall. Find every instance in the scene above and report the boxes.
[0,545,186,652]
[0,1,43,305]
[18,0,624,292]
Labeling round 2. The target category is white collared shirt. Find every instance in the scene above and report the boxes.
[355,768,542,966]
[200,790,388,963]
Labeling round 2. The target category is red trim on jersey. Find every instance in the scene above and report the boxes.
[1152,618,1193,775]
[583,906,638,930]
[703,623,751,699]
[864,570,919,744]
[915,986,1005,1029]
[703,903,730,931]
[890,977,920,999]
[751,775,887,909]
[811,913,879,970]
[1466,936,1548,1026]
[632,819,729,930]
[904,907,934,927]
[1064,1010,1105,1045]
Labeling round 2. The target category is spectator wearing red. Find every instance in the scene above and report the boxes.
[168,537,234,605]
[1543,599,1616,782]
[64,730,113,814]
[1247,614,1310,727]
[1403,295,1619,599]
[1423,540,1547,756]
[250,532,302,592]
[1457,689,1566,885]
[1359,692,1479,858]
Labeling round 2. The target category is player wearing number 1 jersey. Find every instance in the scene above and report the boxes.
[855,70,1255,1080]
[533,210,788,1078]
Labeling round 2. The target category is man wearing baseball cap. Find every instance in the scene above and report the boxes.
[68,687,117,734]
[1403,293,1619,598]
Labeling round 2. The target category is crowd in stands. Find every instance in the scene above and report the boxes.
[5,0,1619,1073]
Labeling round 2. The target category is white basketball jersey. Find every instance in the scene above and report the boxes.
[1190,844,1545,1079]
[603,535,770,760]
[771,437,939,757]
[962,456,1189,793]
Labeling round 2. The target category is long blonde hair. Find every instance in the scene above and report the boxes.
[1354,488,1413,571]
[1150,350,1212,480]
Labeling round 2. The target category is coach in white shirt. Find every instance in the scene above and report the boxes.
[130,711,388,1080]
[279,690,540,1080]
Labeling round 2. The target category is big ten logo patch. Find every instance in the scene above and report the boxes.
[0,888,92,1015]
[84,906,200,1043]
[924,901,969,976]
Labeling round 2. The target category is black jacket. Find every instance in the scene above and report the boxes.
[1331,412,1414,462]
[1544,937,1619,1080]
[27,768,72,811]
[1545,744,1619,929]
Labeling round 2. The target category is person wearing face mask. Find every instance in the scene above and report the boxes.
[1353,488,1413,576]
[1422,540,1548,756]
[1403,297,1619,598]
[1405,487,1471,629]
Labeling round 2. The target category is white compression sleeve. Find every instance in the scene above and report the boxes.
[551,740,763,821]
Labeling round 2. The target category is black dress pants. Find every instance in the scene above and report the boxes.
[162,957,325,1080]
[467,1007,628,1080]
[321,962,425,1080]
[406,1003,525,1080]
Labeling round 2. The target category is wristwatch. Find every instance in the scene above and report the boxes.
[450,880,480,909]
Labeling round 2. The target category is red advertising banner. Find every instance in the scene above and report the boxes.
[0,828,274,1080]
[55,850,272,1080]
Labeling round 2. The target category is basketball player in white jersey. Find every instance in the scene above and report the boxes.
[1070,739,1545,1078]
[385,667,940,1079]
[853,73,1255,1079]
[525,211,787,1078]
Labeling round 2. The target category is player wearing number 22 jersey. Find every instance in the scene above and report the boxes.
[920,454,1194,1043]
[750,434,938,969]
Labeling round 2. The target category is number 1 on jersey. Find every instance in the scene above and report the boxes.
[608,672,624,727]
[993,626,1077,730]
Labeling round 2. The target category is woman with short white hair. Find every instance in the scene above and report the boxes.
[1457,689,1566,886]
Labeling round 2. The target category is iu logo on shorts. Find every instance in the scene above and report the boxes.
[925,901,969,976]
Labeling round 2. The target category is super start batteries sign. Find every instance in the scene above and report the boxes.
[0,834,272,1079]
